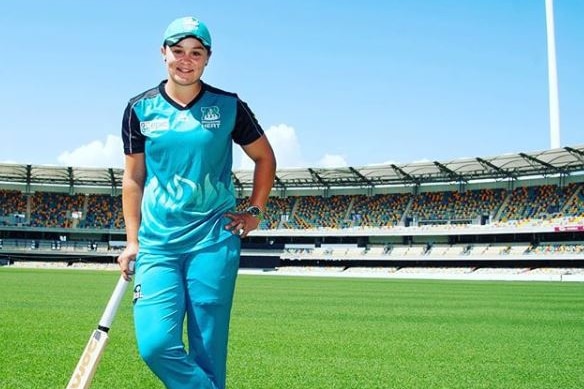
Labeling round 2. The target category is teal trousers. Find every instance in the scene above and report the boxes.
[133,235,240,389]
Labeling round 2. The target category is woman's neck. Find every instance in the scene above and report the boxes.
[165,80,203,107]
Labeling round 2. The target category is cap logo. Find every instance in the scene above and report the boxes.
[184,19,199,30]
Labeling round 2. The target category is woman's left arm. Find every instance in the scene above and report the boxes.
[242,135,276,210]
[225,135,276,237]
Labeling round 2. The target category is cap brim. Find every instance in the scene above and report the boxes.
[164,33,210,48]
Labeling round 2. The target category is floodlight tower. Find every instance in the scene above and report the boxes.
[545,0,561,149]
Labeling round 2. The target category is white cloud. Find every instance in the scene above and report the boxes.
[55,125,344,171]
[237,123,305,169]
[317,154,348,168]
[57,135,124,168]
[411,158,432,164]
[366,160,400,166]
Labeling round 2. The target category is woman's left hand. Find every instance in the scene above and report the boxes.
[224,211,260,238]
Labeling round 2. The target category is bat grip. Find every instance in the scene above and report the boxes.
[98,267,133,331]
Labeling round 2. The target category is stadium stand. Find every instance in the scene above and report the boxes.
[0,146,583,281]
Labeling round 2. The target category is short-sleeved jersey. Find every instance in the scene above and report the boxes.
[121,81,264,254]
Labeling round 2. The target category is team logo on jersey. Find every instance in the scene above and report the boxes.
[140,119,169,135]
[133,284,143,303]
[201,106,221,129]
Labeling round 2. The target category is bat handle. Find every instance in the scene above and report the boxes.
[98,261,134,331]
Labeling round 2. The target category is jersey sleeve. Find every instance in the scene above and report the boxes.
[232,98,265,146]
[121,102,145,154]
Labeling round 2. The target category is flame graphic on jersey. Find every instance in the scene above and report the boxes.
[147,175,195,211]
[147,174,225,212]
[166,175,196,205]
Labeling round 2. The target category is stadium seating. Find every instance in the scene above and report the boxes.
[29,192,86,228]
[350,193,410,227]
[409,189,505,224]
[1,184,583,255]
[1,183,584,230]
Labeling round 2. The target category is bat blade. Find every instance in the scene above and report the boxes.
[65,272,131,389]
[66,330,109,389]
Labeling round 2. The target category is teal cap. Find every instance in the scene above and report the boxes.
[163,17,212,49]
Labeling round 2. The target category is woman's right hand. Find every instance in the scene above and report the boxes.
[117,242,138,281]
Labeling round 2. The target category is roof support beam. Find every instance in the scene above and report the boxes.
[25,164,32,194]
[390,164,417,185]
[67,167,75,194]
[565,146,584,163]
[433,161,467,183]
[231,172,243,193]
[273,174,284,188]
[108,168,121,196]
[308,168,328,187]
[518,152,560,173]
[476,157,515,179]
[349,167,373,187]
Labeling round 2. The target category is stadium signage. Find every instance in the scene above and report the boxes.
[554,225,584,232]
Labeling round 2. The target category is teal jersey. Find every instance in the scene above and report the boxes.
[121,81,263,254]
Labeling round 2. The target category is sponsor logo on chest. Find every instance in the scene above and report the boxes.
[140,119,169,135]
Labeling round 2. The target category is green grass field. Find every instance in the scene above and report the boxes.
[0,268,583,389]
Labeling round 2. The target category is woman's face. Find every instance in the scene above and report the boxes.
[162,37,210,87]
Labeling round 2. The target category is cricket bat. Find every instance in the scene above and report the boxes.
[66,273,131,389]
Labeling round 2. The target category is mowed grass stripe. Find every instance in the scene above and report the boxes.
[1,268,583,389]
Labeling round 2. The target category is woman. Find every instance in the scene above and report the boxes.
[117,16,276,389]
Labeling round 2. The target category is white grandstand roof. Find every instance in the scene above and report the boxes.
[0,145,583,190]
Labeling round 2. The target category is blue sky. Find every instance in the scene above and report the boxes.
[0,1,582,169]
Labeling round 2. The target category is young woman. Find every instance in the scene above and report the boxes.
[117,16,276,389]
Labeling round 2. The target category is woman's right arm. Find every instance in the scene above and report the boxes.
[118,153,146,280]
